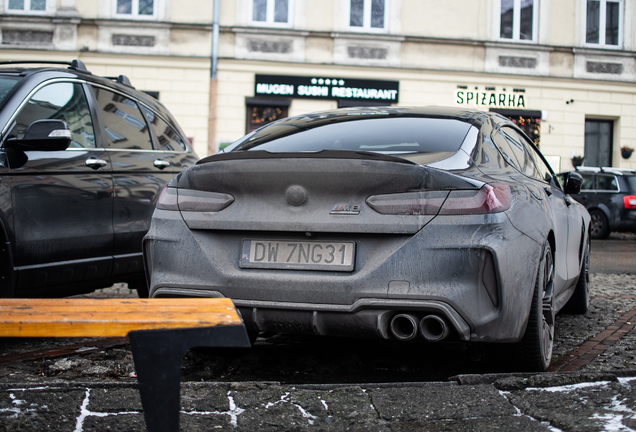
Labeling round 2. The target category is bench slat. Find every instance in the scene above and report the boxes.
[0,298,243,337]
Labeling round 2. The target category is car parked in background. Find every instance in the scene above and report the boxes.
[557,167,636,239]
[144,106,591,372]
[0,60,197,298]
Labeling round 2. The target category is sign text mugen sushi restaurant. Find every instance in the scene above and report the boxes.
[254,75,400,103]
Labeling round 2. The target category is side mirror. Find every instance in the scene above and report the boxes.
[4,119,72,152]
[563,172,583,195]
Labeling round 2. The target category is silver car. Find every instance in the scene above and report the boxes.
[143,107,591,372]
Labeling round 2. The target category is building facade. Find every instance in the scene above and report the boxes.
[1,0,636,171]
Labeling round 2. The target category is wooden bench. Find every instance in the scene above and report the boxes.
[0,298,251,432]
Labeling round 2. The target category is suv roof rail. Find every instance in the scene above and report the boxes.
[104,75,135,89]
[575,167,600,173]
[0,59,91,74]
[575,166,636,175]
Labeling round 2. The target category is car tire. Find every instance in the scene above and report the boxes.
[589,209,610,239]
[518,242,555,372]
[562,236,590,315]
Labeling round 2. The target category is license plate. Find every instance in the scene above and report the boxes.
[240,239,355,271]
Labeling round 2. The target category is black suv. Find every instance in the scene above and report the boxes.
[557,167,636,239]
[0,60,198,297]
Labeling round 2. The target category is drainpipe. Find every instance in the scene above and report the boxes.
[208,0,220,156]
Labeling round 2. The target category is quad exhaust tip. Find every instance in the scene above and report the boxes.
[390,313,451,342]
[419,315,450,342]
[390,314,419,341]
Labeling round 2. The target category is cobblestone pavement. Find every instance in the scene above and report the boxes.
[2,273,636,430]
[552,274,636,373]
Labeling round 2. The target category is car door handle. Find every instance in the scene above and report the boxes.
[85,158,109,170]
[153,159,170,170]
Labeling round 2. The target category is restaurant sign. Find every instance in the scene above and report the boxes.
[455,86,527,108]
[255,74,399,103]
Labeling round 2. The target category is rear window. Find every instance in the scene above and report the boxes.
[596,175,619,191]
[0,76,20,107]
[232,117,473,155]
[626,176,636,192]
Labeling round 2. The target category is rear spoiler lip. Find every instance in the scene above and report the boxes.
[196,149,419,165]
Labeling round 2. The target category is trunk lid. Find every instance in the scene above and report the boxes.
[172,151,482,234]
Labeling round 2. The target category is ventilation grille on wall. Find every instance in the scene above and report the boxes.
[112,34,155,47]
[348,47,388,60]
[498,56,537,69]
[586,61,623,74]
[2,30,53,45]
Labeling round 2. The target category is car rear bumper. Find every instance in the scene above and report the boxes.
[144,208,542,343]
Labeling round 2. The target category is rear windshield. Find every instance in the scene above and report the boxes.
[232,117,473,155]
[627,175,636,192]
[0,76,19,107]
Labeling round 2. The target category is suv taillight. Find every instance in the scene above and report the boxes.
[624,195,636,209]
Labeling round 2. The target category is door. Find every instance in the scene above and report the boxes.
[89,85,175,278]
[585,119,613,167]
[141,105,198,173]
[4,82,114,292]
[510,127,584,285]
[496,126,573,292]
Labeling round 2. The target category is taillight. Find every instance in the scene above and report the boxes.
[177,189,234,212]
[156,186,235,212]
[439,184,511,215]
[624,195,636,209]
[366,191,449,215]
[156,186,178,210]
[367,184,511,216]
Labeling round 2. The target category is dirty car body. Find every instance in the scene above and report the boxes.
[144,107,591,371]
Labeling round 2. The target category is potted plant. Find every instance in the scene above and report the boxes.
[571,154,584,167]
[621,146,634,159]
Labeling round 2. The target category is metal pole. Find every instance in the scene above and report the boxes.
[211,0,220,79]
[208,0,220,156]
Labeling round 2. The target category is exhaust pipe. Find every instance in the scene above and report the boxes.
[390,314,419,341]
[419,315,450,342]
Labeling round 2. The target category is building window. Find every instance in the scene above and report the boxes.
[114,0,156,19]
[246,99,289,133]
[6,0,47,13]
[584,119,613,166]
[499,0,537,42]
[349,0,386,30]
[250,0,291,26]
[247,105,288,133]
[586,0,621,47]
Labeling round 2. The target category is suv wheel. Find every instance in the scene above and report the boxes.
[589,209,610,239]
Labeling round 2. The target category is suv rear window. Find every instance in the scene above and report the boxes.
[233,117,473,154]
[626,175,636,192]
[596,175,619,191]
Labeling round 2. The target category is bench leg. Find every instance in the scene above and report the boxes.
[128,325,250,432]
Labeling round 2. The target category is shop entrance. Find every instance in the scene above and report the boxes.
[490,108,542,148]
[245,98,290,133]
